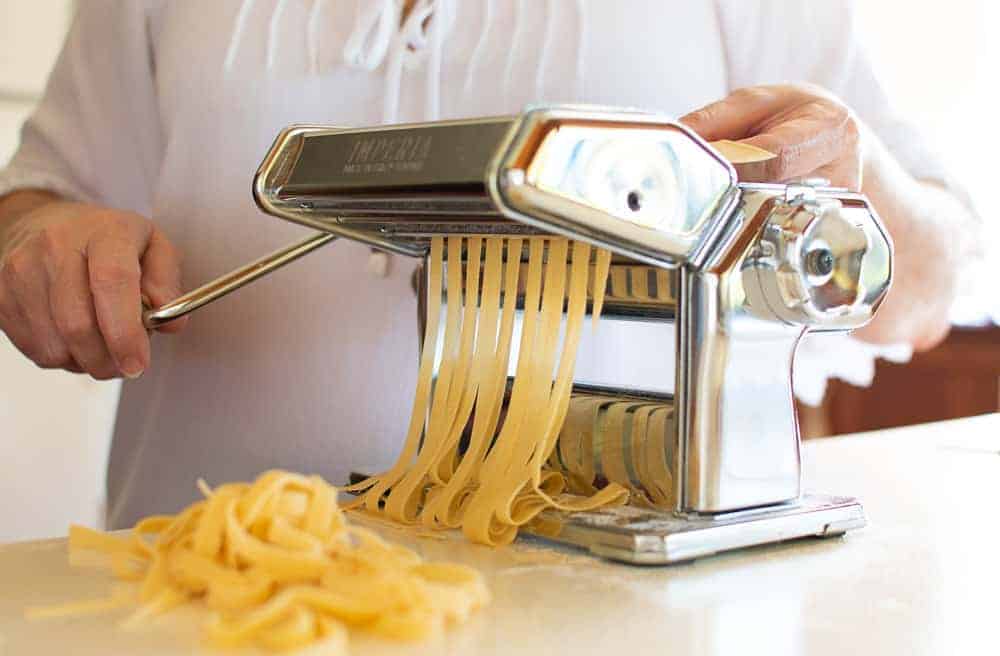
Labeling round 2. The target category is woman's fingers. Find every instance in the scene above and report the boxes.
[1,244,71,369]
[50,249,119,379]
[738,109,860,188]
[87,221,153,379]
[681,85,862,190]
[140,227,188,334]
[0,289,47,367]
[680,86,808,141]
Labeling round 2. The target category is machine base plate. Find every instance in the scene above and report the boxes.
[524,494,865,565]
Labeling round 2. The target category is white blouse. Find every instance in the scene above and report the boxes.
[1,0,941,527]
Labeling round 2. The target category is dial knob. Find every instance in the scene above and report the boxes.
[745,196,875,328]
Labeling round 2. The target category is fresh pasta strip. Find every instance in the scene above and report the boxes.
[709,139,777,164]
[655,268,674,302]
[547,393,677,508]
[644,406,675,505]
[552,395,606,495]
[355,236,628,546]
[30,472,489,653]
[630,266,652,301]
[591,248,612,326]
[421,238,514,529]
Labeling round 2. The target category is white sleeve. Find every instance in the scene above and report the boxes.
[713,0,952,405]
[0,0,162,216]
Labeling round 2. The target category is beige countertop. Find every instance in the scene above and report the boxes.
[2,413,998,655]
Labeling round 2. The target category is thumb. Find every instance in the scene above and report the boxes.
[140,227,188,334]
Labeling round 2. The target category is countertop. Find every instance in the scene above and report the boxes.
[2,413,999,655]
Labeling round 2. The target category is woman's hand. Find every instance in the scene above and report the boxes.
[681,83,862,190]
[0,191,187,379]
[681,84,975,351]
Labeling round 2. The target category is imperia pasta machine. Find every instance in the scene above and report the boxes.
[145,106,892,564]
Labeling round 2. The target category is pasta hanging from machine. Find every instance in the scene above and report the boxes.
[349,236,632,545]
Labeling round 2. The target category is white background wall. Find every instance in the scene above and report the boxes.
[0,0,120,542]
[0,1,996,542]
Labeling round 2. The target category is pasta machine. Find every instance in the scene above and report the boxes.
[145,106,892,564]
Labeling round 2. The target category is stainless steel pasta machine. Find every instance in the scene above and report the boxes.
[145,106,892,564]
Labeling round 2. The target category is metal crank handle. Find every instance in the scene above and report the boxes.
[142,232,337,330]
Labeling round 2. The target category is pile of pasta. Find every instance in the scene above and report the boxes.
[32,471,489,652]
[349,236,629,545]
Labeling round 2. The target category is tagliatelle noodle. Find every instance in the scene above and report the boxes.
[421,238,518,528]
[549,395,678,507]
[644,406,675,505]
[609,265,629,300]
[709,139,777,164]
[656,268,674,302]
[348,238,445,514]
[630,266,651,301]
[382,237,480,522]
[28,471,488,653]
[353,236,628,546]
[554,395,606,495]
[599,401,637,495]
[630,404,656,499]
[591,248,612,327]
[472,238,627,538]
[453,238,550,544]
